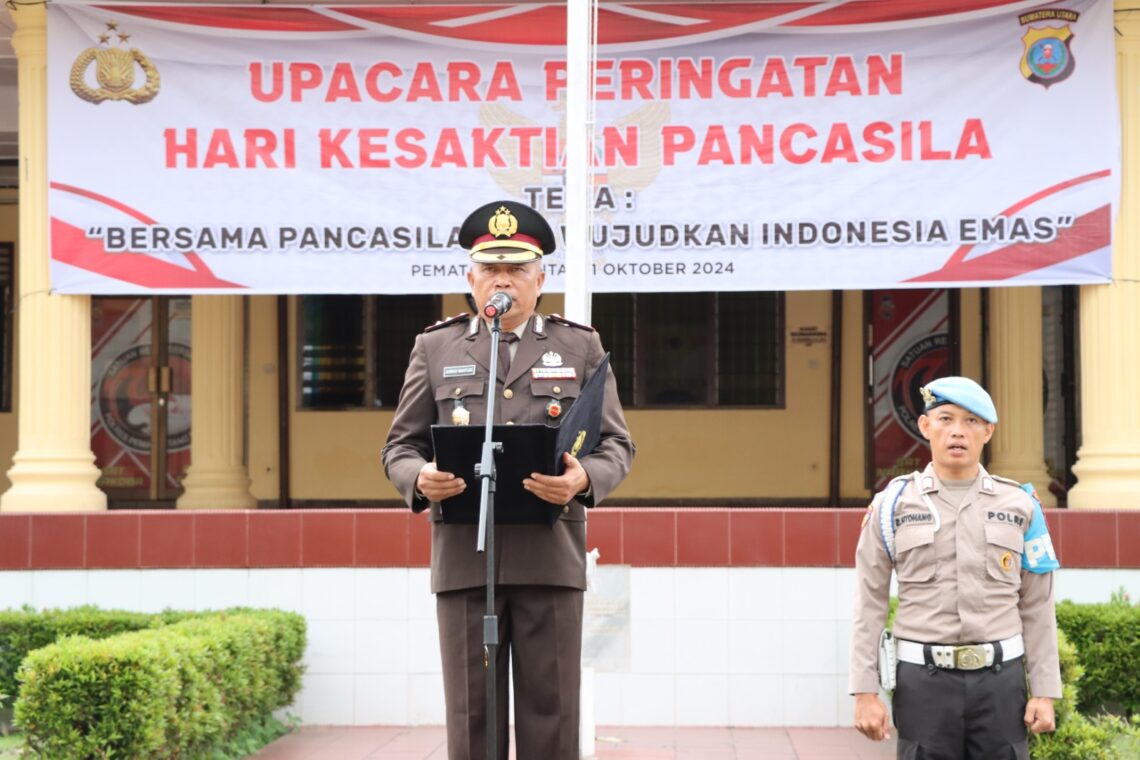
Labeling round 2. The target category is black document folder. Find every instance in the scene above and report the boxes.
[431,354,610,526]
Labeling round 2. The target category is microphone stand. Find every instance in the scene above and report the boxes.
[475,314,504,760]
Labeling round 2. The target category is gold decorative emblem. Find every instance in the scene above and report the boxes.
[1000,551,1014,572]
[919,386,936,405]
[488,206,518,239]
[451,401,470,426]
[70,22,160,105]
[569,429,587,457]
[955,647,985,670]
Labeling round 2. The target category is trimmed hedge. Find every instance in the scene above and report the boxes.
[13,609,305,760]
[1055,594,1140,717]
[1031,628,1140,759]
[0,606,193,708]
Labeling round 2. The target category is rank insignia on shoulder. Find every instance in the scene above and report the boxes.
[548,314,595,332]
[424,313,470,333]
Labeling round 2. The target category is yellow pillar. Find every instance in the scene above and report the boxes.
[1,4,105,512]
[1068,6,1140,509]
[987,287,1056,506]
[176,296,256,509]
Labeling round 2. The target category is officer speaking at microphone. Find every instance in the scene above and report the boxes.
[850,376,1061,759]
[382,199,634,760]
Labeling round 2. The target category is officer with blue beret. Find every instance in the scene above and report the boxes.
[850,376,1061,758]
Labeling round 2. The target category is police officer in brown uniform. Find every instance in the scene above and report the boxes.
[382,200,635,760]
[850,376,1061,759]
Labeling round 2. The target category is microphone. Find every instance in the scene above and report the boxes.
[483,291,513,319]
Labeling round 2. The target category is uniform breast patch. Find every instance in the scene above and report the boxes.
[443,365,477,378]
[894,512,934,528]
[531,367,577,380]
[986,510,1025,528]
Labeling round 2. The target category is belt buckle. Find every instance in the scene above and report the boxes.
[954,645,987,670]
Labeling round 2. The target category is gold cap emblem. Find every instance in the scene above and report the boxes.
[488,206,519,239]
[920,386,936,405]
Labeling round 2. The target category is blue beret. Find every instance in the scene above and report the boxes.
[920,376,998,424]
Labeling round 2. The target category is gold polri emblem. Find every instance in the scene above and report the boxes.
[956,648,984,669]
[919,386,936,405]
[569,430,587,457]
[1000,551,1014,572]
[70,22,160,105]
[488,206,519,239]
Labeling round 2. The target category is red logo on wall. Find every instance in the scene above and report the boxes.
[97,342,191,452]
[890,333,949,443]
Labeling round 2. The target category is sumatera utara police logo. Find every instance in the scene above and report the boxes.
[70,21,160,105]
[1018,9,1079,89]
[890,333,950,444]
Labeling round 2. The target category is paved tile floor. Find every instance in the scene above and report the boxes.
[254,726,897,759]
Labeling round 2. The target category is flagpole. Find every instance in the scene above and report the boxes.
[564,0,595,324]
[565,7,597,759]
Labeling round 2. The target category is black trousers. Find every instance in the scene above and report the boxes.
[893,657,1029,760]
[436,585,583,760]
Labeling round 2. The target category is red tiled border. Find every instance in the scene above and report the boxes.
[0,508,1134,570]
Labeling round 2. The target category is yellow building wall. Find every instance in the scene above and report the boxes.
[838,291,868,501]
[247,295,280,501]
[284,290,851,503]
[958,289,983,381]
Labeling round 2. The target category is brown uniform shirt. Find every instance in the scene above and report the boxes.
[382,312,635,593]
[849,463,1062,698]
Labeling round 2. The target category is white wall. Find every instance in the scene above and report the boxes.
[1,565,1137,727]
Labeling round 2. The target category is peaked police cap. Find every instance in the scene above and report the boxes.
[458,200,557,263]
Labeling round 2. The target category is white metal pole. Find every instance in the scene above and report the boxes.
[564,0,593,324]
[567,6,598,758]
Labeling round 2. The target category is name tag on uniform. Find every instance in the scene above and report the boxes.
[443,364,477,378]
[531,367,577,380]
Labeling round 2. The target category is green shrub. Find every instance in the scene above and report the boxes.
[1055,591,1140,716]
[13,609,305,760]
[1031,628,1140,759]
[0,605,194,706]
[1031,714,1140,760]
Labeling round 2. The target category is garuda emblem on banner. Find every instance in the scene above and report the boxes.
[70,22,160,105]
[1020,26,1075,89]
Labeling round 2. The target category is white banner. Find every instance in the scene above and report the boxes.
[47,1,1118,294]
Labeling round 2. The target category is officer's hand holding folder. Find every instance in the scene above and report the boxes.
[431,354,609,527]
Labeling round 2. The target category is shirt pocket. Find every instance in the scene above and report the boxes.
[529,378,581,422]
[895,524,938,583]
[985,523,1024,583]
[435,379,486,421]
